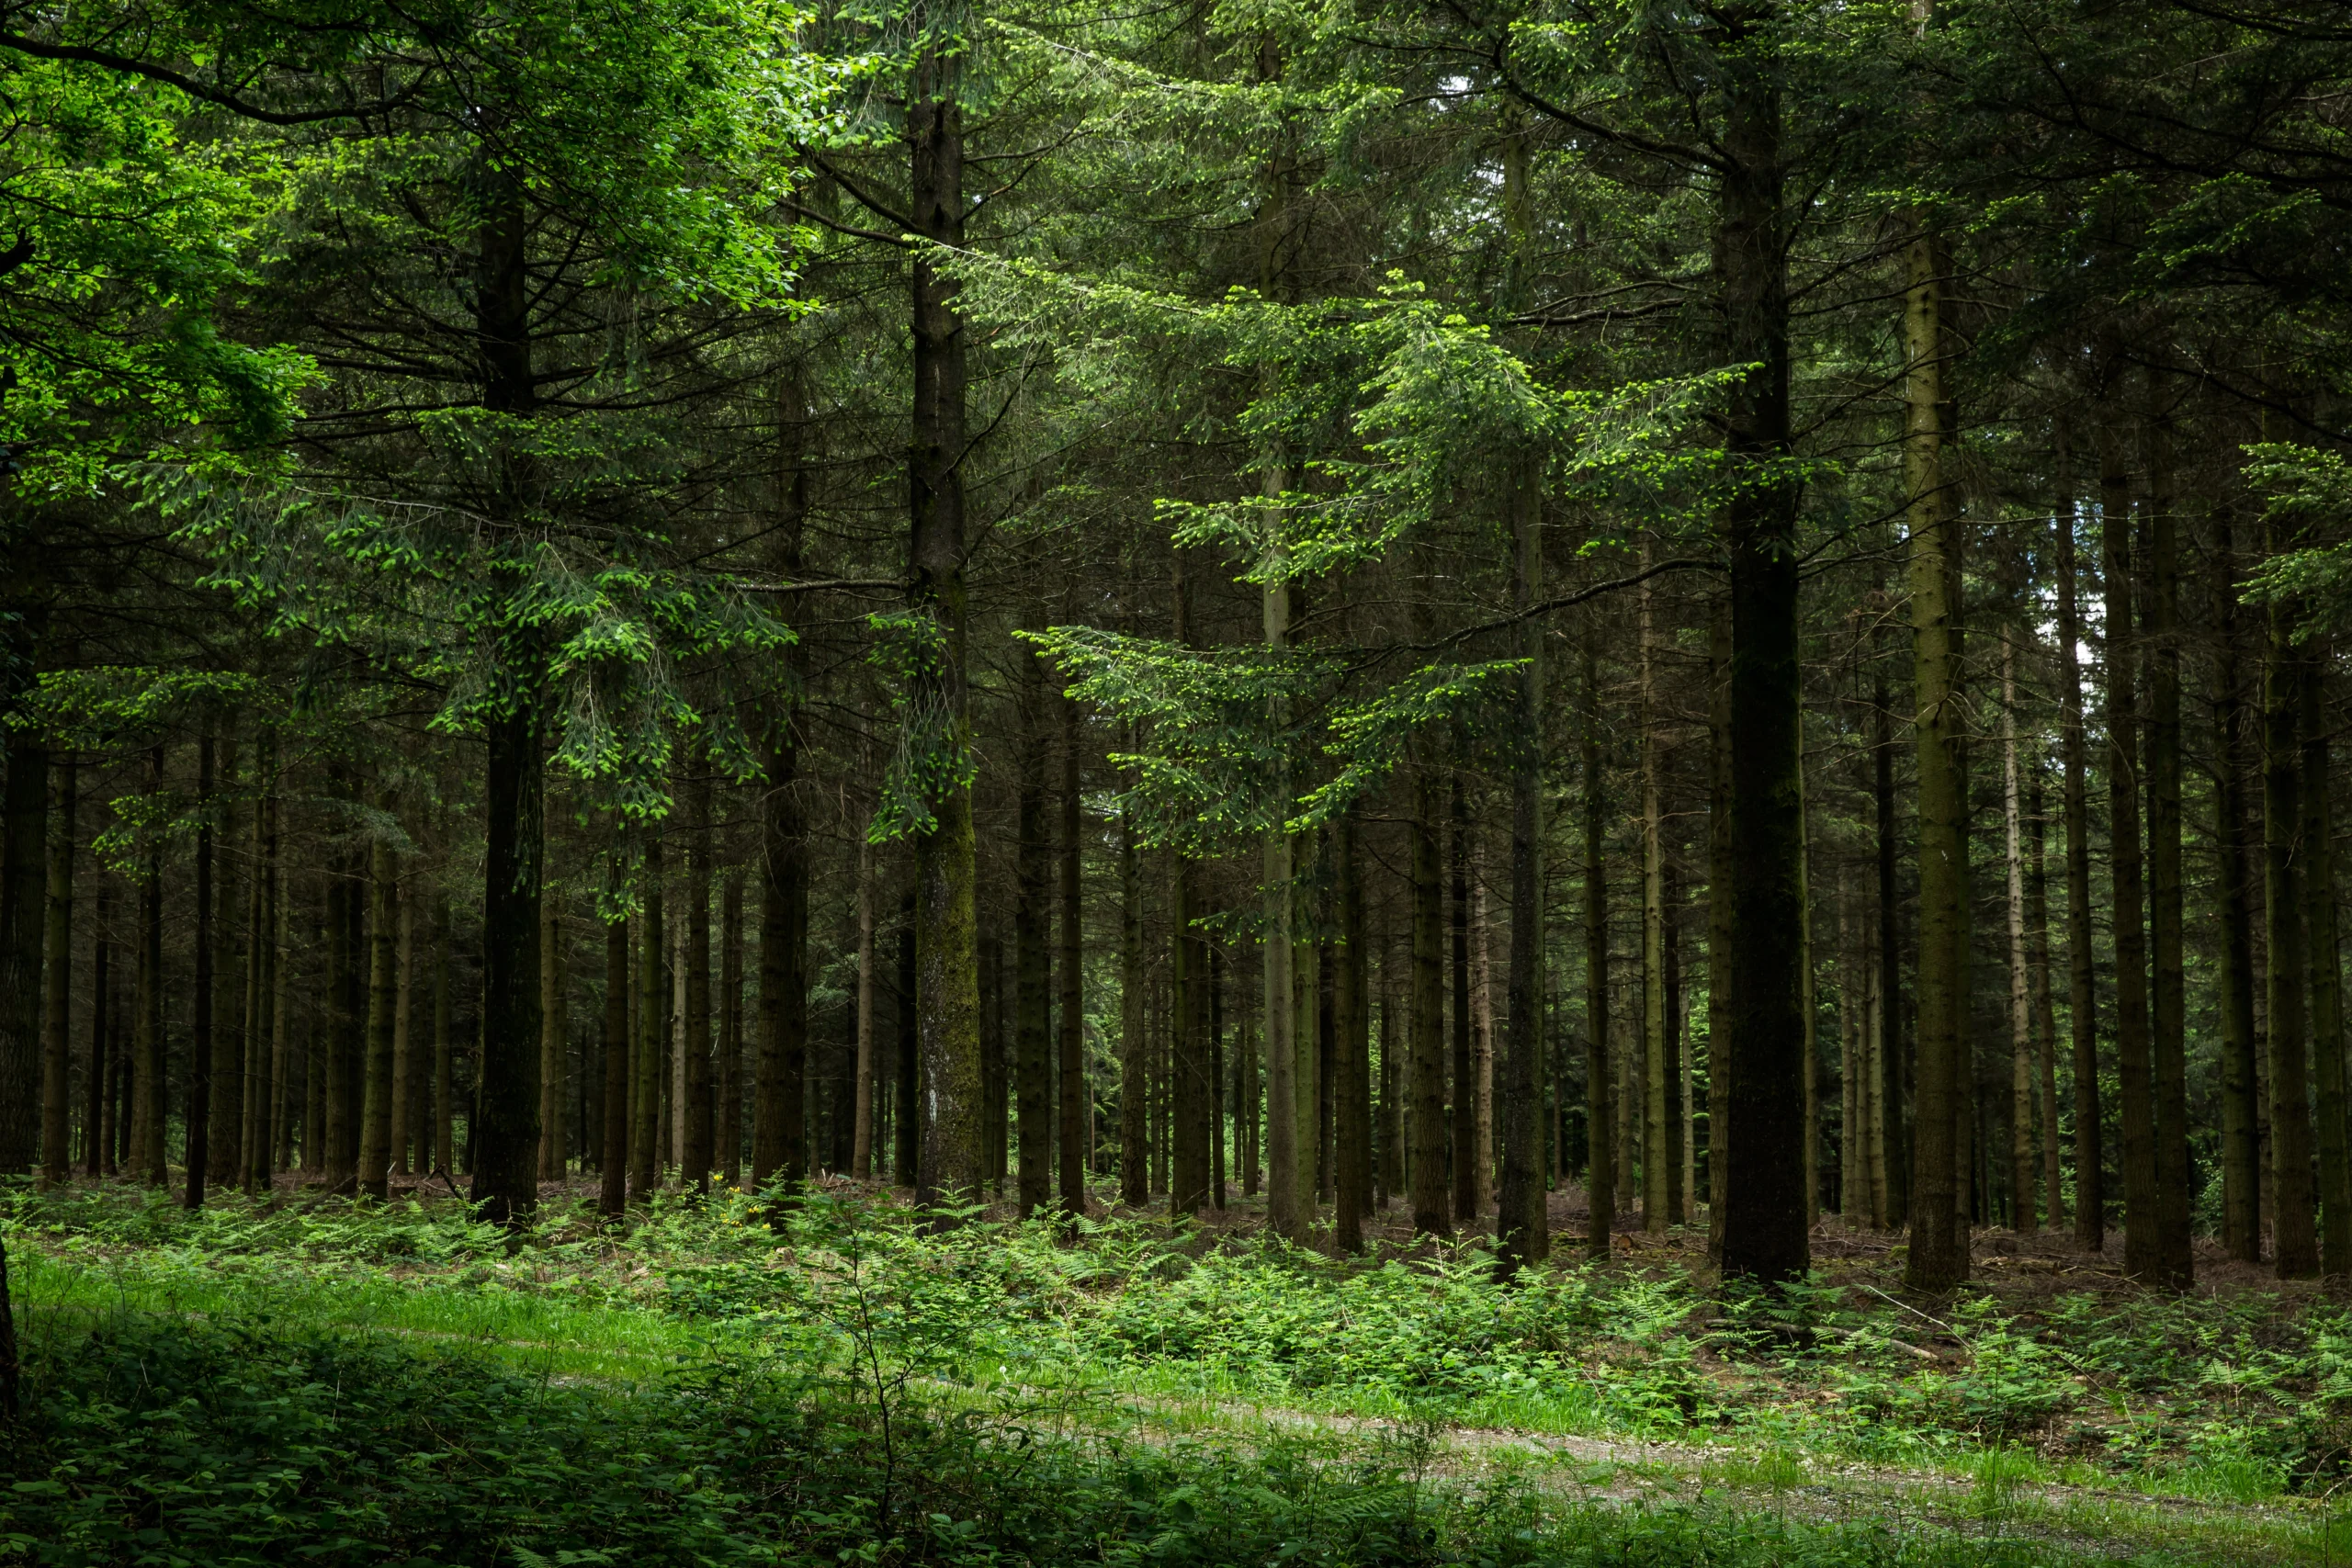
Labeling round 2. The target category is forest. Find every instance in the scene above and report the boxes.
[4,0,2352,1563]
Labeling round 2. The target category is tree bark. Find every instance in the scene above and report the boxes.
[719,873,743,1185]
[895,894,918,1183]
[853,829,876,1179]
[1707,592,1736,1253]
[39,751,74,1187]
[630,837,665,1203]
[2002,634,2037,1229]
[1451,779,1476,1224]
[1642,573,1670,1235]
[1583,636,1612,1254]
[86,878,109,1179]
[390,875,415,1181]
[2028,772,2064,1231]
[2143,414,2193,1285]
[1015,661,1053,1217]
[1058,686,1088,1218]
[2054,470,2103,1252]
[136,749,165,1186]
[907,29,982,1216]
[1717,27,1808,1284]
[1335,815,1367,1252]
[2267,532,2321,1279]
[433,895,453,1178]
[1903,220,1968,1292]
[2100,419,2159,1280]
[538,907,564,1181]
[186,734,219,1207]
[1120,762,1147,1207]
[1410,766,1450,1235]
[359,818,399,1202]
[0,728,44,1179]
[2212,513,2261,1263]
[600,897,629,1217]
[2303,640,2352,1273]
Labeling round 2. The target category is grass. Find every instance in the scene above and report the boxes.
[6,1177,2350,1564]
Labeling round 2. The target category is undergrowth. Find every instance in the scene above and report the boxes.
[7,1179,2352,1539]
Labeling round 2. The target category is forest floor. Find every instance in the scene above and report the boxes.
[5,1174,2347,1565]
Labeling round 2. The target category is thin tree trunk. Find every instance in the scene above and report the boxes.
[1903,220,1968,1292]
[1707,594,1736,1253]
[1410,766,1449,1235]
[1451,779,1476,1224]
[2267,529,2321,1279]
[1495,198,1549,1260]
[390,877,416,1181]
[895,895,918,1183]
[434,895,454,1178]
[357,827,395,1213]
[681,777,713,1191]
[719,874,743,1185]
[2055,465,2103,1252]
[1583,636,1613,1254]
[2028,772,2064,1231]
[2144,413,2193,1286]
[39,751,74,1187]
[136,749,165,1186]
[2101,418,2159,1280]
[630,837,665,1203]
[1211,942,1228,1210]
[187,734,219,1207]
[2002,634,2037,1230]
[1642,572,1669,1235]
[2303,639,2352,1272]
[1335,815,1366,1253]
[854,829,876,1179]
[1120,758,1147,1207]
[2213,512,2262,1263]
[0,728,46,1179]
[208,735,245,1194]
[86,878,109,1179]
[600,895,629,1217]
[538,905,564,1182]
[1015,660,1052,1218]
[1058,685,1087,1218]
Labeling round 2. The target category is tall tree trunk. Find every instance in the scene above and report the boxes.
[630,837,665,1203]
[895,895,918,1182]
[1903,220,1968,1292]
[1015,662,1052,1217]
[2054,471,2103,1252]
[390,878,415,1181]
[2143,415,2193,1286]
[1121,760,1147,1207]
[854,828,876,1179]
[683,772,715,1190]
[1449,782,1476,1225]
[2303,639,2352,1271]
[1335,815,1366,1253]
[433,895,454,1178]
[1058,687,1087,1217]
[39,751,74,1187]
[907,28,981,1215]
[1410,766,1450,1235]
[86,878,109,1179]
[471,165,546,1227]
[537,906,563,1181]
[1707,592,1736,1254]
[207,736,245,1192]
[719,874,743,1185]
[1212,942,1228,1209]
[2267,530,2321,1279]
[0,726,45,1178]
[1642,573,1670,1235]
[2002,635,2037,1230]
[187,734,218,1207]
[2100,419,2159,1280]
[1496,226,1550,1262]
[359,817,399,1202]
[1583,636,1613,1254]
[2213,512,2261,1263]
[600,897,629,1217]
[136,749,165,1186]
[2028,772,2064,1231]
[1718,28,1808,1284]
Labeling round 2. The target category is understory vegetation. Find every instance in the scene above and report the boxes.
[5,1185,2347,1565]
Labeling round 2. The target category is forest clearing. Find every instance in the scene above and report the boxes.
[6,0,2352,1562]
